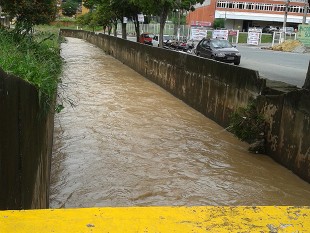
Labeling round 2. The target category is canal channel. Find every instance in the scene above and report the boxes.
[50,37,310,208]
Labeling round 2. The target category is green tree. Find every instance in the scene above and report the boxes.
[62,0,79,17]
[83,0,97,10]
[113,0,142,39]
[0,0,57,36]
[213,18,225,29]
[82,0,118,35]
[82,0,142,39]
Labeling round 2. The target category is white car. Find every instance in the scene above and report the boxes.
[152,35,173,47]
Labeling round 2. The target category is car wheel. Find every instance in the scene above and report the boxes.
[234,60,240,65]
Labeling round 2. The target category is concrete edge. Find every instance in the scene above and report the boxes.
[0,206,309,232]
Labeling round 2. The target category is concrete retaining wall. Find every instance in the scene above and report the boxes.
[258,89,310,182]
[0,68,54,210]
[60,29,310,183]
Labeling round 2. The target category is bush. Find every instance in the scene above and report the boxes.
[213,19,225,29]
[228,101,265,143]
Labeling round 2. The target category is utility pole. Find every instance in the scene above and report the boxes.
[282,0,290,42]
[283,0,290,30]
[177,0,181,41]
[302,1,309,24]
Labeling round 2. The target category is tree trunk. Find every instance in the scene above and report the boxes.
[108,24,112,35]
[133,16,140,42]
[159,8,169,47]
[303,60,310,90]
[121,22,127,39]
[113,22,117,37]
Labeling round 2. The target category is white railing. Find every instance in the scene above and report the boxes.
[117,22,191,38]
[272,31,297,46]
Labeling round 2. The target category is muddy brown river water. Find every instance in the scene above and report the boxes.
[50,37,310,208]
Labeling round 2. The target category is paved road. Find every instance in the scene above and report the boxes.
[229,44,309,88]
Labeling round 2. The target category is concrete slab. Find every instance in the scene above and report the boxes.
[0,206,309,232]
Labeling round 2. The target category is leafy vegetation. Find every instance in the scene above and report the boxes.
[0,26,63,112]
[81,0,204,44]
[0,1,64,112]
[237,32,273,43]
[62,0,80,17]
[228,100,265,143]
[213,19,225,29]
[82,0,143,38]
[0,0,57,35]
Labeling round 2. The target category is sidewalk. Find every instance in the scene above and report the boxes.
[237,43,272,49]
[238,42,309,53]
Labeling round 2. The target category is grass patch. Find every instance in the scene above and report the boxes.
[237,32,272,44]
[206,31,273,44]
[0,26,63,112]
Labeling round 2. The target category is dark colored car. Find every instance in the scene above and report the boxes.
[262,25,278,33]
[139,33,153,45]
[195,38,241,65]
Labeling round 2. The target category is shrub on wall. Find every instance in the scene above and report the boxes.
[228,100,265,145]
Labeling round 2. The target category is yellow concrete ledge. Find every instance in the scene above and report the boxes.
[1,206,309,232]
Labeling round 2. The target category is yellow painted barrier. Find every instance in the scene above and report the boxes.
[1,206,309,232]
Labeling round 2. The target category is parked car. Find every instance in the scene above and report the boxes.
[168,38,195,53]
[139,32,153,45]
[279,27,295,35]
[195,38,241,65]
[262,25,278,33]
[152,35,173,47]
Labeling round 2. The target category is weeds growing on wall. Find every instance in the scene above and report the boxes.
[0,26,63,113]
[228,100,265,144]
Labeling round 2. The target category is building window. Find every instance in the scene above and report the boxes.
[216,0,306,13]
[289,6,302,13]
[264,4,273,11]
[246,3,255,10]
[236,2,244,9]
[217,1,226,8]
[274,4,286,12]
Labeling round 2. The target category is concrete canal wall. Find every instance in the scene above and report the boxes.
[60,29,310,183]
[258,88,310,182]
[0,68,54,210]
